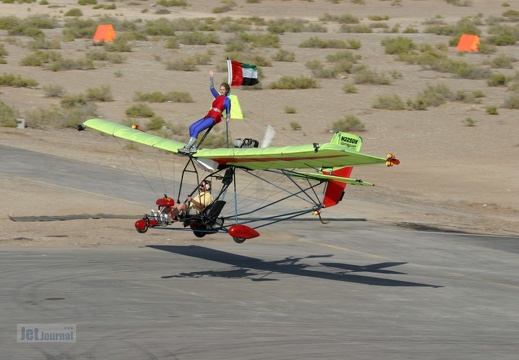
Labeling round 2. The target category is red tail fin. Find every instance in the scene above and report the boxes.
[322,166,353,208]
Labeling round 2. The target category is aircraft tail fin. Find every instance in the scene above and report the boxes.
[328,131,363,151]
[322,132,363,207]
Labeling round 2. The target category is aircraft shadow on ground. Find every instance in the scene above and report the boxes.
[148,245,441,288]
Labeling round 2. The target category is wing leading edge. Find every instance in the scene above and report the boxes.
[83,118,185,153]
[83,118,388,171]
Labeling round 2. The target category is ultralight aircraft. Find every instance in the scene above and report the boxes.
[79,118,399,243]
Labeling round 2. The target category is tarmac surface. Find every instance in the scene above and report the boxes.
[1,145,519,359]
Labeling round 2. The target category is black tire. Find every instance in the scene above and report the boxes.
[135,225,148,234]
[193,231,206,238]
[233,237,246,244]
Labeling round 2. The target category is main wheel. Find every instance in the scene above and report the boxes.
[193,231,206,238]
[233,237,246,244]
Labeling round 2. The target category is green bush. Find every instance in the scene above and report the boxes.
[64,8,83,17]
[269,76,318,89]
[146,116,166,131]
[289,121,301,130]
[42,84,66,98]
[0,73,38,87]
[503,93,519,109]
[487,73,509,87]
[125,103,155,118]
[0,101,18,127]
[272,49,295,62]
[133,91,193,103]
[342,83,358,93]
[24,104,97,129]
[372,94,405,110]
[331,115,365,132]
[85,85,113,102]
[382,36,416,55]
[284,106,296,114]
[486,105,498,115]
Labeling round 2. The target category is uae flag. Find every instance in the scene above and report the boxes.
[227,59,259,86]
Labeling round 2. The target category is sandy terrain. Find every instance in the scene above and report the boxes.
[1,0,519,247]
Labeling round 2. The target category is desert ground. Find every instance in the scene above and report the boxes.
[1,0,519,247]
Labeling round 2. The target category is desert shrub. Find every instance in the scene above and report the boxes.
[289,121,301,130]
[463,117,476,127]
[0,73,38,87]
[319,13,360,24]
[105,38,132,52]
[145,18,176,36]
[93,4,116,10]
[176,31,220,45]
[486,105,498,115]
[133,91,193,103]
[415,82,453,107]
[24,105,96,129]
[331,115,365,132]
[0,16,21,30]
[60,94,91,108]
[85,85,113,102]
[342,83,358,93]
[486,24,519,46]
[166,58,198,71]
[157,0,188,5]
[47,58,94,71]
[353,66,392,84]
[165,38,180,49]
[8,25,44,38]
[42,84,66,98]
[269,76,318,89]
[424,16,480,36]
[125,103,155,118]
[488,53,514,68]
[64,8,83,17]
[78,0,97,4]
[299,36,346,49]
[0,101,18,127]
[0,44,7,60]
[20,50,62,66]
[226,33,280,49]
[339,24,373,33]
[503,93,519,109]
[86,51,126,64]
[146,116,166,131]
[372,94,405,110]
[267,18,308,34]
[382,36,416,55]
[272,49,295,62]
[284,106,296,114]
[27,38,61,50]
[212,6,233,14]
[487,73,509,86]
[63,18,97,40]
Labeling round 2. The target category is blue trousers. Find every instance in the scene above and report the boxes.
[189,117,215,138]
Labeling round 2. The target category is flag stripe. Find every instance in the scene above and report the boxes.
[228,59,258,87]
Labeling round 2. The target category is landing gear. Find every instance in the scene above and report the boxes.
[233,237,246,244]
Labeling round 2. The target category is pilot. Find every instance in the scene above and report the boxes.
[169,180,214,220]
[179,69,231,153]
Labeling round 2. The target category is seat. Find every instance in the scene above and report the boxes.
[183,200,226,228]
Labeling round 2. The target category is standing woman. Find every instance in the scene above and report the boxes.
[179,69,231,153]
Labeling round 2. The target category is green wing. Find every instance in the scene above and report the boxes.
[83,118,185,153]
[194,144,386,170]
[83,118,387,171]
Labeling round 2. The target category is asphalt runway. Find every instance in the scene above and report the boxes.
[1,145,519,359]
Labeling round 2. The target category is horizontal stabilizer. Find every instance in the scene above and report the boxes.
[288,170,374,186]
